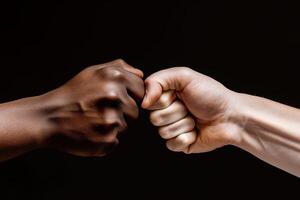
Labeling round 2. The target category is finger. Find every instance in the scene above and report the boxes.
[93,59,144,78]
[120,62,144,78]
[88,107,127,142]
[142,80,162,109]
[99,84,138,119]
[158,116,195,139]
[121,69,145,100]
[51,111,123,146]
[98,107,127,133]
[57,139,119,158]
[110,59,144,78]
[119,90,139,119]
[91,90,128,133]
[149,100,187,126]
[146,90,176,110]
[89,124,120,144]
[142,67,193,108]
[166,130,197,152]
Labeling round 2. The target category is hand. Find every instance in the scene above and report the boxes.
[142,67,239,153]
[41,59,144,157]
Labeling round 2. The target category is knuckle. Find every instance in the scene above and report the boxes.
[166,140,179,152]
[144,77,151,84]
[177,104,188,116]
[159,93,174,108]
[114,58,126,66]
[144,77,154,86]
[82,66,95,73]
[174,101,185,110]
[176,66,193,76]
[149,112,162,126]
[185,117,196,129]
[176,134,190,146]
[108,68,123,79]
[102,119,119,127]
[176,66,191,72]
[158,127,170,139]
[105,90,120,100]
[99,67,124,80]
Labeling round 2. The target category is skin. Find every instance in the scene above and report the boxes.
[142,67,300,177]
[0,59,144,161]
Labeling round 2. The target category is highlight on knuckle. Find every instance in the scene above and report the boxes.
[185,117,196,129]
[114,58,126,66]
[158,127,170,139]
[176,134,190,146]
[150,112,162,126]
[99,67,124,80]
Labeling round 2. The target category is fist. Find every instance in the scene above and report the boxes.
[149,91,197,153]
[44,59,144,157]
[143,67,240,153]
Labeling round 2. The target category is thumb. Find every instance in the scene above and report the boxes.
[142,67,193,108]
[141,80,162,109]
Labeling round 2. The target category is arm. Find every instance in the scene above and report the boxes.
[232,93,300,177]
[143,67,300,177]
[0,59,144,161]
[0,94,54,161]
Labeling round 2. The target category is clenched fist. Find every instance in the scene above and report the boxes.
[142,66,300,177]
[142,67,239,153]
[46,59,145,157]
[0,59,144,160]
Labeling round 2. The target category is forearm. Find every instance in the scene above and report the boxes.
[0,94,55,161]
[232,93,300,177]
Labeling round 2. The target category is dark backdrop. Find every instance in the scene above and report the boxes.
[0,1,298,199]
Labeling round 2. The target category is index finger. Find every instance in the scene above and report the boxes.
[121,69,145,100]
[111,59,144,78]
[93,59,144,78]
[146,90,176,110]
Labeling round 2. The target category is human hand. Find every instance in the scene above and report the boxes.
[142,67,239,153]
[42,59,144,157]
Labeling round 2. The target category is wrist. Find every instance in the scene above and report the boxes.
[14,87,72,149]
[226,91,263,149]
[220,91,250,147]
[36,87,73,147]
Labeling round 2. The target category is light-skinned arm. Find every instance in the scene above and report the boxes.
[142,67,300,177]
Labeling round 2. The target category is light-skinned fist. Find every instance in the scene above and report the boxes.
[142,67,240,153]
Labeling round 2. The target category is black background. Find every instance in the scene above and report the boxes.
[0,1,299,199]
